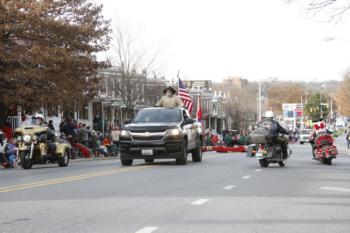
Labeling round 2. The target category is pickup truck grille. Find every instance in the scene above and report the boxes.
[132,135,164,141]
[130,129,167,133]
[130,131,166,141]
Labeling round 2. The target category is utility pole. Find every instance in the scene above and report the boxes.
[330,99,333,121]
[320,94,323,119]
[258,81,262,122]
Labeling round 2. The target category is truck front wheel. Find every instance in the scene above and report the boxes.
[120,153,133,166]
[176,141,187,165]
[192,139,202,162]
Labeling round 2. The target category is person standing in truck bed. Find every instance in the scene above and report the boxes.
[156,86,183,108]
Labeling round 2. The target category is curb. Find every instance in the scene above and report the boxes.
[70,156,119,163]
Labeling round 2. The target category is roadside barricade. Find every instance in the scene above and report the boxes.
[202,145,247,153]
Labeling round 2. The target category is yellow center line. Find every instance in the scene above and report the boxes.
[0,165,155,193]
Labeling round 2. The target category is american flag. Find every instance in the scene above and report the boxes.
[178,78,193,113]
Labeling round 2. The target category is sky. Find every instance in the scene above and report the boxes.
[96,0,350,82]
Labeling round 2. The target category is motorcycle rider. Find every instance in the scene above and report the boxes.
[34,113,46,127]
[258,111,289,159]
[309,119,333,158]
[156,86,183,108]
[34,113,55,157]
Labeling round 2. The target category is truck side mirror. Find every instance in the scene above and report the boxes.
[185,118,194,125]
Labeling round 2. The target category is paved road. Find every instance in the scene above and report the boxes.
[1,137,350,233]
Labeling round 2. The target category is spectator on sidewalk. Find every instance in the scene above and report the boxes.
[63,119,76,138]
[78,124,90,147]
[0,130,8,167]
[346,131,350,149]
[111,126,120,151]
[2,122,13,140]
[48,120,55,132]
[223,132,234,147]
[5,138,17,168]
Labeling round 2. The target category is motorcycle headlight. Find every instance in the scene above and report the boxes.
[165,129,183,139]
[120,130,131,138]
[23,135,31,142]
[17,136,22,142]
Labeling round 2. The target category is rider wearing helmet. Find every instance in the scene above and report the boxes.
[258,111,289,159]
[34,113,46,126]
[34,113,55,140]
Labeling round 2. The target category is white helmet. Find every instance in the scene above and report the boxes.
[264,110,274,118]
[34,113,44,120]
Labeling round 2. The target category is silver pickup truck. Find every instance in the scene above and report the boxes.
[119,107,203,166]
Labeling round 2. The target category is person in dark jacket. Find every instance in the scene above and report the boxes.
[48,120,55,132]
[63,119,76,137]
[258,111,289,159]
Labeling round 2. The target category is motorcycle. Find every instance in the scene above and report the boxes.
[14,125,71,169]
[247,135,292,167]
[311,133,337,165]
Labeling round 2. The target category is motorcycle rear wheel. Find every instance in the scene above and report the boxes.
[278,159,287,167]
[324,158,332,165]
[259,158,269,167]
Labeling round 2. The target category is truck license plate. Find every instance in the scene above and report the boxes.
[142,149,153,156]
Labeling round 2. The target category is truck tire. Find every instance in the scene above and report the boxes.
[58,149,69,167]
[20,151,33,169]
[120,153,133,166]
[144,158,154,163]
[176,141,187,165]
[192,139,202,162]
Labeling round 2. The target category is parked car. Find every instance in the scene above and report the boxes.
[299,129,312,144]
[119,107,203,166]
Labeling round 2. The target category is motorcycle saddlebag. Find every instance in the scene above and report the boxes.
[249,128,273,144]
[315,134,333,146]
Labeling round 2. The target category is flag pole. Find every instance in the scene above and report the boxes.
[177,70,180,95]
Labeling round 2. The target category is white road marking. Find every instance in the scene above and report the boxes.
[255,169,262,172]
[135,227,159,233]
[320,186,350,193]
[191,199,210,205]
[223,185,236,190]
[242,175,251,179]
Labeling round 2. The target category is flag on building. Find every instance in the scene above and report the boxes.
[178,78,193,113]
[196,96,202,121]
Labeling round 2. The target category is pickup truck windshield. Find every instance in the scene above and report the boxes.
[133,109,182,123]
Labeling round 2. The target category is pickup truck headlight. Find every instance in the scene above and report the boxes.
[165,129,183,139]
[120,130,131,138]
[23,135,31,143]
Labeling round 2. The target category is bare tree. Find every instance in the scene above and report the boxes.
[308,0,350,22]
[214,81,258,130]
[111,23,161,118]
[336,72,350,115]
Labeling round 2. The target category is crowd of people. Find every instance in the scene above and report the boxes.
[59,117,120,158]
[204,129,250,147]
[0,114,122,168]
